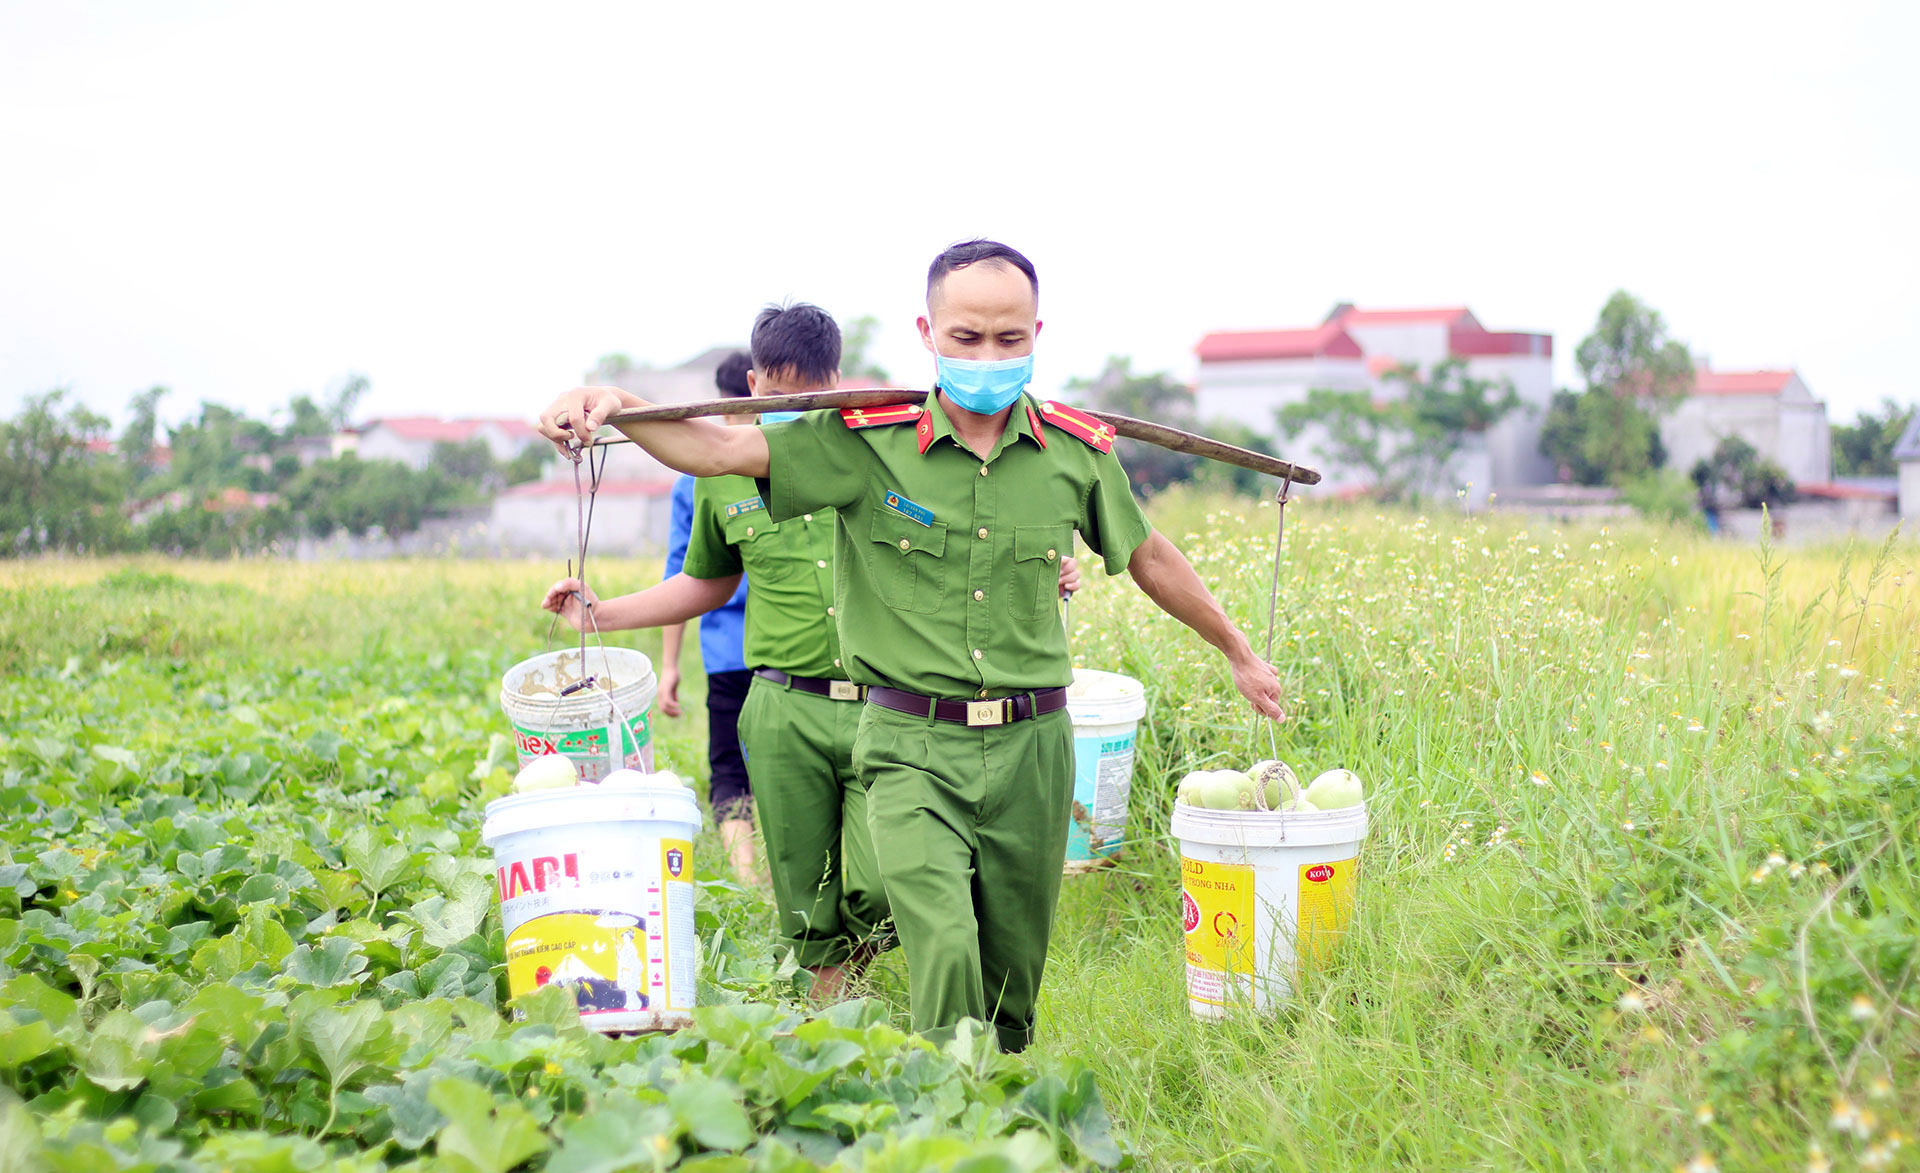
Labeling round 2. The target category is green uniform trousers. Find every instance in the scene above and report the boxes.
[738,675,890,969]
[853,701,1075,1053]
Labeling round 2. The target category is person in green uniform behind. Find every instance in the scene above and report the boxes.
[537,242,1285,1051]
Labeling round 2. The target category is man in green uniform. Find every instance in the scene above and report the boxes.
[538,242,1284,1050]
[542,304,890,997]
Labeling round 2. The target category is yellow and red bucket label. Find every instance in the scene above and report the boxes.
[1181,857,1254,1006]
[1295,858,1357,971]
[497,835,695,1019]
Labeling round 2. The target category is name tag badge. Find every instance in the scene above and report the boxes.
[724,496,766,519]
[883,490,934,527]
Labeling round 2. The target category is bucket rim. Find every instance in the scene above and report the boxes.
[1171,800,1368,849]
[483,778,703,842]
[1066,667,1148,725]
[501,646,657,698]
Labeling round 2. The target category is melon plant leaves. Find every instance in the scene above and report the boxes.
[301,1000,392,1093]
[666,1077,755,1152]
[428,1076,550,1173]
[285,937,370,989]
[546,1105,676,1173]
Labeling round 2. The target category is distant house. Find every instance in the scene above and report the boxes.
[340,417,542,471]
[1195,305,1554,496]
[599,346,745,406]
[1896,412,1920,522]
[1660,369,1832,488]
[490,477,677,556]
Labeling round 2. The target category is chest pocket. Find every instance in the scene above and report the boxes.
[722,512,798,583]
[868,512,947,615]
[1008,525,1071,621]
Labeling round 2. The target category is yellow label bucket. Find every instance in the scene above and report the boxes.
[1170,800,1368,1017]
[482,776,702,1032]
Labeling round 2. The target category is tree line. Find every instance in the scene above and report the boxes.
[0,378,545,557]
[4,302,1910,556]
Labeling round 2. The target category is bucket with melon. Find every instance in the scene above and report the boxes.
[1171,758,1368,1017]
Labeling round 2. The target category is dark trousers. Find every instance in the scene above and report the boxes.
[705,668,754,821]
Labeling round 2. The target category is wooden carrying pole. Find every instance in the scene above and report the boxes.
[590,389,1322,486]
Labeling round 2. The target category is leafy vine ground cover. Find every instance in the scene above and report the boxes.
[2,497,1917,1172]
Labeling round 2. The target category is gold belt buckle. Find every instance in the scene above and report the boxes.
[967,700,1005,726]
[829,681,861,701]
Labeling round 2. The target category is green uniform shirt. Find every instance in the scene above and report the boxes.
[682,473,846,680]
[758,393,1152,699]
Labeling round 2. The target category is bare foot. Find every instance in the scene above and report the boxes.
[719,817,760,886]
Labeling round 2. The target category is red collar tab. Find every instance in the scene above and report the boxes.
[840,403,926,429]
[916,411,935,454]
[1024,403,1048,449]
[1037,401,1115,453]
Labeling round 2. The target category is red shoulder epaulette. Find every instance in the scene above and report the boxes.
[839,403,924,429]
[1037,401,1115,453]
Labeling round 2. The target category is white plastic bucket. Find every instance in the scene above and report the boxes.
[500,647,657,782]
[1062,668,1148,874]
[1171,800,1368,1017]
[482,775,703,1032]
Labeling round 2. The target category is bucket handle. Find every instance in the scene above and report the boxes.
[599,687,636,778]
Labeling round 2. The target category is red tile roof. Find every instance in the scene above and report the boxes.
[499,478,675,499]
[1796,481,1896,502]
[1692,369,1796,395]
[1196,324,1364,362]
[1448,328,1553,357]
[1330,306,1477,329]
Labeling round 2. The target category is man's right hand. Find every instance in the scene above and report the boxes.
[542,577,600,632]
[538,387,642,459]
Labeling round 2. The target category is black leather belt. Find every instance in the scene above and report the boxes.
[753,668,866,701]
[866,685,1068,727]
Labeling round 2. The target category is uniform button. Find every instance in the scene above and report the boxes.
[978,689,989,698]
[826,606,834,617]
[973,589,984,601]
[972,649,983,660]
[1046,548,1057,561]
[745,526,754,536]
[833,658,841,668]
[979,465,989,476]
[898,539,910,550]
[908,405,922,414]
[977,527,988,539]
[803,513,813,521]
[817,559,828,567]
[1041,403,1055,414]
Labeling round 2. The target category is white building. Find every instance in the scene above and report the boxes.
[1195,305,1555,497]
[1660,369,1832,488]
[489,477,677,556]
[340,417,543,471]
[1896,412,1920,523]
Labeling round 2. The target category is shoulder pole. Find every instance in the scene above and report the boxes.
[584,390,1323,486]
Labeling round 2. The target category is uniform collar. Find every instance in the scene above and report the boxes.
[919,391,1048,458]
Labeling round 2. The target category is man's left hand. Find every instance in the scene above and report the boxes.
[1058,556,1082,597]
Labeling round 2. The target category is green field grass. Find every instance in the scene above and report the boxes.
[1,496,1915,1172]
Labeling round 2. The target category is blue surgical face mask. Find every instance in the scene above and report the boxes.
[758,410,802,424]
[934,352,1033,415]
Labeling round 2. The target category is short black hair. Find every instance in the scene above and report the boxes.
[713,350,752,398]
[750,303,840,387]
[926,239,1039,303]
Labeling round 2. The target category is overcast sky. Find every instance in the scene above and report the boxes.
[3,1,1914,433]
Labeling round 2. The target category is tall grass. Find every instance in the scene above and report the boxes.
[1,498,1913,1171]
